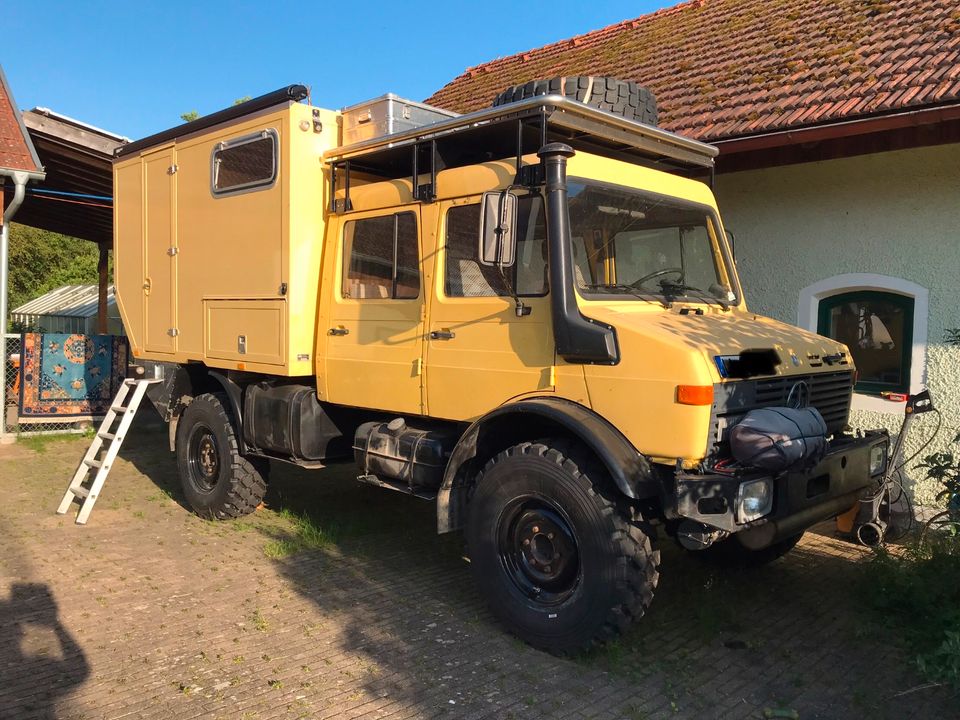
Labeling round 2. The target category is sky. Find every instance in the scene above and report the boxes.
[5,1,668,142]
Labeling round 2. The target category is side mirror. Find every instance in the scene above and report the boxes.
[725,229,737,262]
[479,191,517,267]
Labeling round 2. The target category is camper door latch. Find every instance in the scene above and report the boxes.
[167,328,179,337]
[167,247,178,256]
[167,164,178,175]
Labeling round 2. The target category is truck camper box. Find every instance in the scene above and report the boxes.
[114,85,339,375]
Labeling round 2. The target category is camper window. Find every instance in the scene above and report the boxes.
[343,212,419,299]
[211,129,278,195]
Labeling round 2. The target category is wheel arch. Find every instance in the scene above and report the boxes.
[437,397,659,533]
[145,362,247,453]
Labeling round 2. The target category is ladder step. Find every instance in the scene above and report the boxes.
[58,377,158,523]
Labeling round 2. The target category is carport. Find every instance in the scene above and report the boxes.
[5,108,127,331]
[1,64,127,440]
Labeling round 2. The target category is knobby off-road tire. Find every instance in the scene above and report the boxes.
[698,532,804,568]
[175,392,267,520]
[466,440,660,655]
[492,76,659,126]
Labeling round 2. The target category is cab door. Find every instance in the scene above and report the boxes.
[425,195,554,421]
[142,146,177,353]
[324,208,425,414]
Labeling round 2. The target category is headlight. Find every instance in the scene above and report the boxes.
[869,444,887,476]
[737,478,773,523]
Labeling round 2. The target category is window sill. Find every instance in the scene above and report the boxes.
[850,392,908,415]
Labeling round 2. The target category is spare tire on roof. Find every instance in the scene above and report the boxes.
[492,76,658,126]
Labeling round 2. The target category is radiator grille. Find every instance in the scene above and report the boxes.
[709,370,854,454]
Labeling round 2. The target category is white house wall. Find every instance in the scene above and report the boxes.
[714,142,960,506]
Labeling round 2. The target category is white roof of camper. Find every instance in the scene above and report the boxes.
[12,284,116,319]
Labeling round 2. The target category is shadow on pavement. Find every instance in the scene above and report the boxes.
[0,583,90,720]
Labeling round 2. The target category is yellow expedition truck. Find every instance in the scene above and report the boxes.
[113,78,889,653]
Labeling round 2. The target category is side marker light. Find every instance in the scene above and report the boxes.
[676,385,714,405]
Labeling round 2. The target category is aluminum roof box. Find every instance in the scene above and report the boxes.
[340,94,458,146]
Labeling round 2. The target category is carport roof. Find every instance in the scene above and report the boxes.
[2,108,127,245]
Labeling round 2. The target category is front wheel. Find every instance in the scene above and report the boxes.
[175,393,267,520]
[466,440,659,655]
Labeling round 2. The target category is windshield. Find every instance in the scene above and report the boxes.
[568,180,737,304]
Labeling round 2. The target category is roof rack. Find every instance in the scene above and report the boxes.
[323,94,717,212]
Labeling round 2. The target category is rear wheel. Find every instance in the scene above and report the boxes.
[466,440,659,654]
[176,393,267,519]
[698,532,804,568]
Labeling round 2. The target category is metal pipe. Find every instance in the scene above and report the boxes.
[1,172,30,443]
[538,143,618,365]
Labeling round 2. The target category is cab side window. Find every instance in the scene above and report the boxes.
[343,212,419,299]
[444,196,547,298]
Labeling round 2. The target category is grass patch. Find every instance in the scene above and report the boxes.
[17,432,87,454]
[857,536,960,688]
[251,609,269,632]
[262,509,337,558]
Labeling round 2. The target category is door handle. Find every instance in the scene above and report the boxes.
[328,326,349,336]
[430,330,455,340]
[143,277,152,293]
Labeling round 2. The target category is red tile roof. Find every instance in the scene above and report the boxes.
[425,0,960,143]
[0,66,42,174]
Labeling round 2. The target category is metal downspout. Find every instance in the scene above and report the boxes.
[1,172,30,443]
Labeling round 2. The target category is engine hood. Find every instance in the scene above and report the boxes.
[587,303,853,379]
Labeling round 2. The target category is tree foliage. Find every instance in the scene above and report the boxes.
[180,96,251,123]
[6,222,102,319]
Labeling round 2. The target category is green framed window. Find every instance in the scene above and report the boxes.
[817,290,914,395]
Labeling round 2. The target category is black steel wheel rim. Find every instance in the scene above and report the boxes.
[496,496,581,605]
[187,423,220,493]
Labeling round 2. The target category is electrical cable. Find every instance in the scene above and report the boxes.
[891,407,942,476]
[878,407,941,543]
[24,194,112,210]
[885,474,914,542]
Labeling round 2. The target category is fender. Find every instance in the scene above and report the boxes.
[207,371,248,453]
[436,397,658,533]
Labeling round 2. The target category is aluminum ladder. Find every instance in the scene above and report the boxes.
[57,378,159,524]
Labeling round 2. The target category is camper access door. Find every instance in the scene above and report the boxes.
[142,146,177,353]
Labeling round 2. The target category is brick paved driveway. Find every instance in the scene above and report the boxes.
[0,410,956,719]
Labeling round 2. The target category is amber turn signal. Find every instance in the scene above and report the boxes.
[676,384,714,405]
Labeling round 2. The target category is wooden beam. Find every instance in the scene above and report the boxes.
[97,243,109,334]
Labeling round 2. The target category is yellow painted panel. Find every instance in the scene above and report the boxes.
[287,103,339,376]
[143,147,176,353]
[113,159,144,351]
[205,299,285,365]
[175,115,284,360]
[324,207,425,415]
[424,198,554,421]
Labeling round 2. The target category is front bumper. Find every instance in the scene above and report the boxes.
[673,430,889,545]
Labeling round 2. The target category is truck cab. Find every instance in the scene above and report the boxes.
[113,80,889,654]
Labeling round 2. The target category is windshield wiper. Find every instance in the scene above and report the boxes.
[658,281,730,311]
[580,283,672,309]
